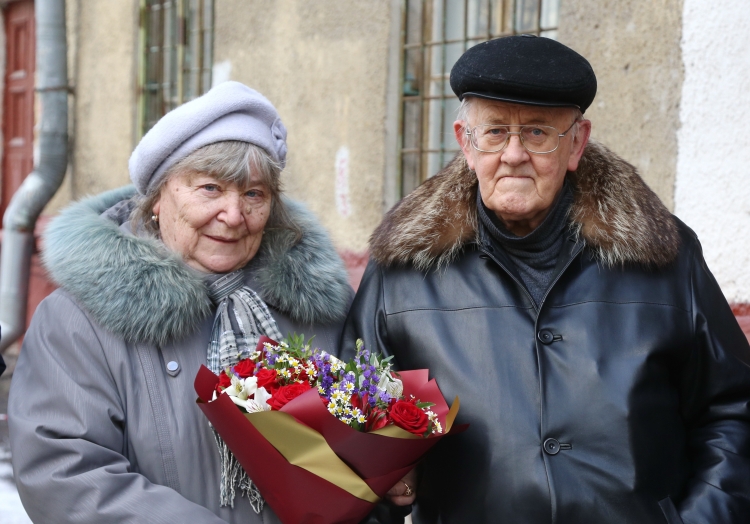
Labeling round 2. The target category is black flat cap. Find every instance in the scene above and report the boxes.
[450,35,597,112]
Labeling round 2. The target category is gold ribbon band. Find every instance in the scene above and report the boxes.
[246,411,380,503]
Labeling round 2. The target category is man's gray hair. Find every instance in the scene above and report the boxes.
[455,96,585,142]
[131,140,302,241]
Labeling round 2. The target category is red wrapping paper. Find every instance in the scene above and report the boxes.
[195,364,466,524]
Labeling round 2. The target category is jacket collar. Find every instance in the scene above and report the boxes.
[370,140,680,271]
[41,186,351,346]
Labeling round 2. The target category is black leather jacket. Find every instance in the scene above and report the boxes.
[343,219,750,523]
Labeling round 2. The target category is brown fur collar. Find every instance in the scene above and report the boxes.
[370,140,680,270]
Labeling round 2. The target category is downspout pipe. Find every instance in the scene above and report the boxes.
[0,0,68,352]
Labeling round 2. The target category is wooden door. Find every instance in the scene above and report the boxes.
[2,0,35,218]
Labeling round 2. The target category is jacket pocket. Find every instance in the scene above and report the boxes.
[658,497,685,524]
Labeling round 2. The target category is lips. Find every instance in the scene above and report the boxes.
[205,235,242,243]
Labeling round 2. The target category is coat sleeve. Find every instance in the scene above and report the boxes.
[8,293,227,524]
[677,240,750,524]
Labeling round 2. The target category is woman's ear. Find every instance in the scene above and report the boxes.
[152,198,161,217]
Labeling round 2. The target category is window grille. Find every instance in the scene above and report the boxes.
[137,0,214,139]
[399,0,560,195]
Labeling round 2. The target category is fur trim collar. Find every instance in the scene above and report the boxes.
[370,140,680,270]
[42,186,351,346]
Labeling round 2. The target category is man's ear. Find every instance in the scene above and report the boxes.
[453,120,476,171]
[567,119,591,172]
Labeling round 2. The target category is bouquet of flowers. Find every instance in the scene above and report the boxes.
[195,335,465,524]
[213,335,444,435]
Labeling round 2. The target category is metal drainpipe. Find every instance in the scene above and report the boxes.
[0,0,68,352]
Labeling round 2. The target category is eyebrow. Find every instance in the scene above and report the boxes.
[478,117,558,128]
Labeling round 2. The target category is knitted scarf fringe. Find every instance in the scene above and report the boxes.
[213,429,264,513]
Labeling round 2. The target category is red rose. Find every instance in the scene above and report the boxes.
[389,400,430,436]
[215,371,232,394]
[255,368,279,392]
[233,359,256,378]
[268,382,312,410]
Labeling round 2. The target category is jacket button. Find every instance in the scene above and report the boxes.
[166,361,180,376]
[537,329,554,345]
[543,438,561,455]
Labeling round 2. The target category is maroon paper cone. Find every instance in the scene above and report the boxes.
[196,366,375,524]
[195,361,468,524]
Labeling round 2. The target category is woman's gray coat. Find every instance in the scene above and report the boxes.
[8,186,352,523]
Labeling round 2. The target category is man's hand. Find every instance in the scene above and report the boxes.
[385,468,417,506]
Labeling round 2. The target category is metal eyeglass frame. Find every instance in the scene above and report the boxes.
[465,119,580,155]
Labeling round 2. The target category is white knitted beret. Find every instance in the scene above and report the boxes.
[129,81,288,195]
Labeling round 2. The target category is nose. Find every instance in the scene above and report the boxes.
[218,193,246,227]
[501,134,530,165]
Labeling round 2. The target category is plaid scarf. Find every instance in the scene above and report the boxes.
[206,270,283,374]
[205,269,283,511]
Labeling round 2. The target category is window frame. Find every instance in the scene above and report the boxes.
[135,0,215,141]
[394,0,561,198]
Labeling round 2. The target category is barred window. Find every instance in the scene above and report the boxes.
[137,0,214,138]
[399,0,560,195]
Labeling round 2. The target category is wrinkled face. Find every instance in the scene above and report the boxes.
[454,98,590,234]
[152,171,272,273]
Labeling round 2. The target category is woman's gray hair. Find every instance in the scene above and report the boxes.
[131,141,302,242]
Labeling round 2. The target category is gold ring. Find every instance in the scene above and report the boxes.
[402,481,413,497]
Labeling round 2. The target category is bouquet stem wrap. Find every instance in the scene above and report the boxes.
[195,365,466,524]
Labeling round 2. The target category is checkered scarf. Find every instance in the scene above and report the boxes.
[205,269,283,511]
[206,269,283,374]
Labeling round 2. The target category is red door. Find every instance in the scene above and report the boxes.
[2,0,35,218]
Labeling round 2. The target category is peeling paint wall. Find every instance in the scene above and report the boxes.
[675,0,750,303]
[558,0,683,210]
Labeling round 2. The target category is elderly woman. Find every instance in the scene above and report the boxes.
[8,82,353,523]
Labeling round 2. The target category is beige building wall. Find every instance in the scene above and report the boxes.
[38,1,685,242]
[46,0,137,214]
[214,0,392,253]
[558,0,683,210]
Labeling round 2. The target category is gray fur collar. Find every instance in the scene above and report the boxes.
[370,140,680,270]
[42,186,351,346]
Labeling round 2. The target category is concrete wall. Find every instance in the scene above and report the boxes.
[213,0,392,253]
[46,0,137,214]
[675,0,750,304]
[558,0,683,210]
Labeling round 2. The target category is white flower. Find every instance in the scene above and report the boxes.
[245,386,272,413]
[228,394,251,410]
[225,375,258,402]
[242,376,258,397]
[383,377,403,399]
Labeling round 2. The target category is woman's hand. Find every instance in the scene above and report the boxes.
[385,468,417,506]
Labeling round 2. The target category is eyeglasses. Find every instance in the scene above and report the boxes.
[465,120,579,155]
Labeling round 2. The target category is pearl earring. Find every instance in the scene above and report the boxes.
[151,214,159,223]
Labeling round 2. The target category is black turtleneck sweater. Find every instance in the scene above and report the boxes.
[477,182,574,307]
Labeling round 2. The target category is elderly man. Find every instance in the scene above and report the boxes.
[344,35,750,523]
